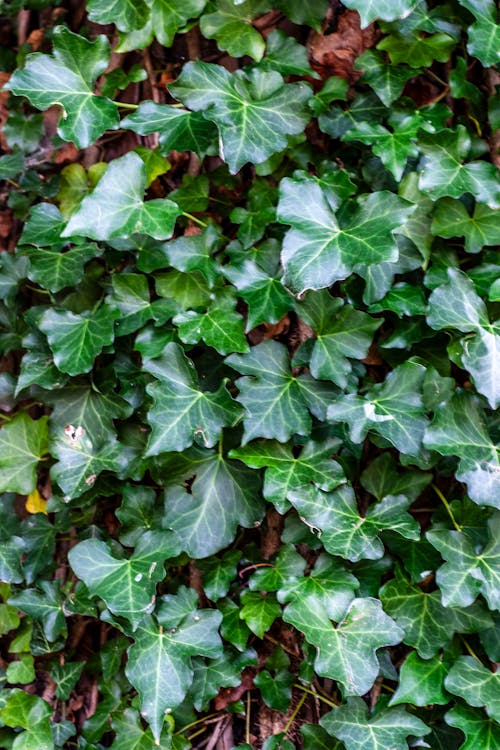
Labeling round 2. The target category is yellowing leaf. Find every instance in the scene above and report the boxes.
[25,489,47,515]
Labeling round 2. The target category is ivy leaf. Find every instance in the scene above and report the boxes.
[283,597,403,694]
[39,306,119,376]
[431,198,500,253]
[160,225,222,286]
[149,0,207,47]
[239,591,281,638]
[226,340,336,444]
[191,650,254,711]
[125,588,222,741]
[277,173,413,294]
[4,27,118,148]
[424,391,500,509]
[159,447,263,558]
[197,550,241,600]
[69,532,180,628]
[340,0,420,27]
[86,0,149,31]
[0,413,49,494]
[287,485,420,562]
[20,242,101,294]
[418,127,500,208]
[0,690,53,750]
[380,569,493,658]
[445,656,499,721]
[111,708,174,750]
[274,0,329,30]
[115,485,163,547]
[200,0,268,61]
[63,153,181,241]
[0,537,26,585]
[174,290,249,355]
[445,704,500,750]
[109,273,176,336]
[459,0,500,67]
[427,268,500,408]
[260,29,319,78]
[319,91,388,140]
[426,517,499,610]
[295,290,381,387]
[377,31,456,68]
[230,438,345,513]
[320,697,430,750]
[361,452,431,502]
[8,581,66,641]
[328,360,428,458]
[169,61,312,173]
[390,651,449,707]
[143,343,242,455]
[122,102,217,157]
[354,50,416,106]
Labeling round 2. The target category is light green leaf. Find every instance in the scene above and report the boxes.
[445,655,499,721]
[122,101,217,157]
[239,591,281,638]
[283,597,403,694]
[169,61,312,173]
[260,29,319,78]
[0,690,53,750]
[126,588,222,741]
[150,0,207,46]
[160,447,263,558]
[111,708,174,750]
[424,391,500,509]
[62,152,181,241]
[320,697,430,750]
[278,173,413,294]
[354,49,416,106]
[200,0,268,61]
[427,516,500,610]
[174,291,249,355]
[378,31,456,67]
[21,241,100,294]
[4,26,118,149]
[287,485,420,562]
[295,290,381,387]
[86,0,149,31]
[161,225,222,285]
[340,0,420,27]
[143,343,242,455]
[380,569,493,658]
[389,652,449,706]
[39,306,118,377]
[0,413,49,495]
[418,127,500,207]
[445,704,500,750]
[69,533,180,628]
[431,198,500,253]
[6,653,35,685]
[230,438,345,513]
[459,0,500,67]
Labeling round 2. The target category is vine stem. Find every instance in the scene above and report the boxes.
[431,483,462,532]
[245,690,251,745]
[182,211,208,228]
[115,101,138,110]
[283,691,307,737]
[174,712,220,736]
[293,683,338,709]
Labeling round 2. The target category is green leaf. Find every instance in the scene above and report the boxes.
[39,306,118,376]
[274,0,329,29]
[328,360,428,457]
[160,447,263,557]
[278,173,413,294]
[69,533,180,628]
[239,591,281,638]
[283,597,403,694]
[0,413,49,494]
[200,0,268,61]
[20,242,101,294]
[361,452,431,502]
[174,290,249,355]
[226,340,336,444]
[230,438,345,513]
[340,0,420,27]
[418,127,500,207]
[197,550,241,600]
[9,581,66,641]
[0,690,53,750]
[86,0,149,31]
[320,697,430,750]
[354,50,416,106]
[380,569,492,658]
[149,0,207,46]
[427,517,500,610]
[4,26,118,149]
[62,152,181,241]
[295,290,381,387]
[115,485,163,547]
[154,225,222,285]
[459,0,500,67]
[431,198,500,253]
[191,649,254,711]
[378,31,456,67]
[445,656,499,721]
[445,704,500,750]
[6,653,35,685]
[51,661,84,700]
[122,101,217,157]
[169,61,312,173]
[389,651,450,706]
[0,537,26,585]
[287,485,420,562]
[109,273,176,336]
[424,391,500,509]
[125,588,222,741]
[143,342,242,455]
[260,29,319,78]
[111,708,174,749]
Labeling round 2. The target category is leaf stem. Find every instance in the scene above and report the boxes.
[174,711,220,735]
[293,683,338,708]
[460,636,483,664]
[431,483,462,532]
[283,690,307,737]
[182,211,208,228]
[115,101,139,110]
[245,690,251,745]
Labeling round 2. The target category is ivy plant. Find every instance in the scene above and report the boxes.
[0,0,499,748]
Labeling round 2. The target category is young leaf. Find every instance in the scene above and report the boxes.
[0,413,49,494]
[0,690,53,749]
[4,27,119,148]
[458,0,500,67]
[389,651,450,706]
[431,198,500,253]
[445,655,499,721]
[86,0,149,31]
[200,0,268,61]
[445,703,500,749]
